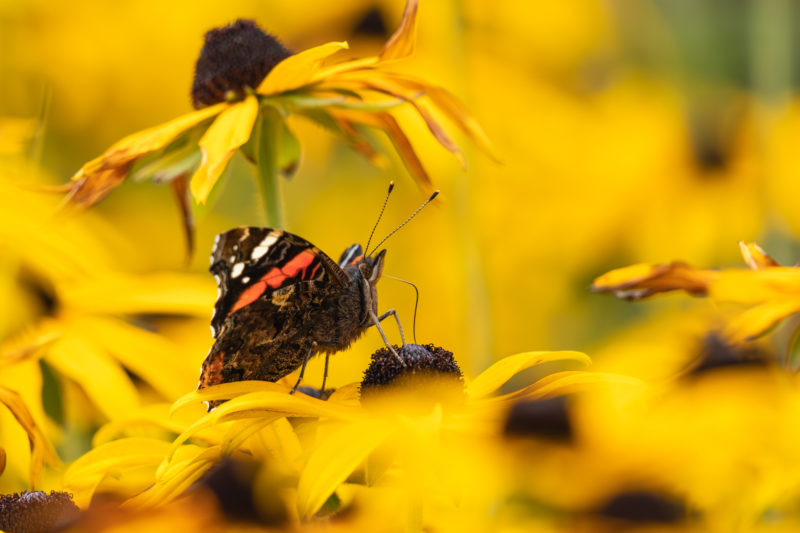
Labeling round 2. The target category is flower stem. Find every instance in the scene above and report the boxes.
[253,106,286,228]
[256,154,284,228]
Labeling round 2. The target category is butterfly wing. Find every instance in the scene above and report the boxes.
[209,227,349,338]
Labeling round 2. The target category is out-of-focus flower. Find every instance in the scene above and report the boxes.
[64,343,638,530]
[64,0,493,238]
[592,241,800,342]
[0,156,214,487]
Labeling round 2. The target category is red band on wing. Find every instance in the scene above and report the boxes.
[229,250,318,315]
[348,255,363,266]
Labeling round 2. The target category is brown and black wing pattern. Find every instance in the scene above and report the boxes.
[208,227,348,338]
[199,228,351,395]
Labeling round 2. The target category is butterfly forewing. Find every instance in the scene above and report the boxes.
[209,227,348,337]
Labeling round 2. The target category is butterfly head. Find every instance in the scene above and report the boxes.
[338,244,386,285]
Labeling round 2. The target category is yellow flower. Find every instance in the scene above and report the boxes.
[0,168,213,489]
[592,241,800,343]
[64,344,637,528]
[64,0,493,229]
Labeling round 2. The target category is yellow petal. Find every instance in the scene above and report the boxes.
[380,0,419,62]
[711,268,800,303]
[0,385,59,487]
[382,74,499,160]
[724,299,800,342]
[64,437,172,506]
[591,262,719,300]
[495,370,645,403]
[46,335,139,420]
[739,242,780,270]
[297,419,392,518]
[190,96,259,204]
[466,351,591,400]
[93,404,191,446]
[60,272,214,317]
[71,316,195,400]
[171,380,289,414]
[353,76,465,166]
[332,109,431,187]
[74,103,226,179]
[258,41,350,96]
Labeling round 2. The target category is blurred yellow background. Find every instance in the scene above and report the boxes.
[4,0,800,486]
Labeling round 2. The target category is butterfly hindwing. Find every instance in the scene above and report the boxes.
[209,227,348,338]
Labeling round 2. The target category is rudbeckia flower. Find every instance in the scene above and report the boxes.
[591,241,800,343]
[0,173,214,488]
[64,0,493,235]
[64,344,637,525]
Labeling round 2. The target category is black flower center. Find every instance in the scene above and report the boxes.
[191,19,292,109]
[0,491,80,532]
[360,344,464,407]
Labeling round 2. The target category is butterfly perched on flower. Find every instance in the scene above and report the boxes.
[198,186,437,408]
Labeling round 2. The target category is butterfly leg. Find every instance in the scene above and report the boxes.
[377,309,406,346]
[290,343,317,395]
[369,310,406,366]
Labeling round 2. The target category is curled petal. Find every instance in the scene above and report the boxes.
[466,351,591,400]
[382,74,499,161]
[258,41,350,95]
[723,299,800,341]
[739,241,780,270]
[591,262,720,300]
[171,174,194,259]
[380,0,419,62]
[352,76,465,166]
[68,104,225,207]
[65,164,133,207]
[0,386,59,487]
[333,109,431,187]
[190,96,259,203]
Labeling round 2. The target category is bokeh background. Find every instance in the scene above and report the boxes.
[3,0,800,496]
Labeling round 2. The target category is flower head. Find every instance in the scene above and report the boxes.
[64,0,493,238]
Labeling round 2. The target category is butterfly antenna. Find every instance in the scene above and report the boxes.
[384,275,419,343]
[365,181,395,255]
[367,190,439,257]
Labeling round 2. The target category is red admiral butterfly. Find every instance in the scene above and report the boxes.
[198,185,437,407]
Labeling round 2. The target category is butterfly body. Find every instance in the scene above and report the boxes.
[198,227,385,396]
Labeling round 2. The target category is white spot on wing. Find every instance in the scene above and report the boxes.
[229,255,236,264]
[242,276,250,284]
[231,262,245,278]
[251,231,281,260]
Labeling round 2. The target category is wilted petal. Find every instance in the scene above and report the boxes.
[297,419,392,518]
[258,41,350,95]
[0,386,59,487]
[170,174,194,259]
[380,0,419,62]
[739,241,780,270]
[353,76,465,166]
[382,74,499,160]
[591,262,719,300]
[68,104,225,206]
[190,96,259,204]
[466,351,591,400]
[65,164,133,207]
[333,109,431,187]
